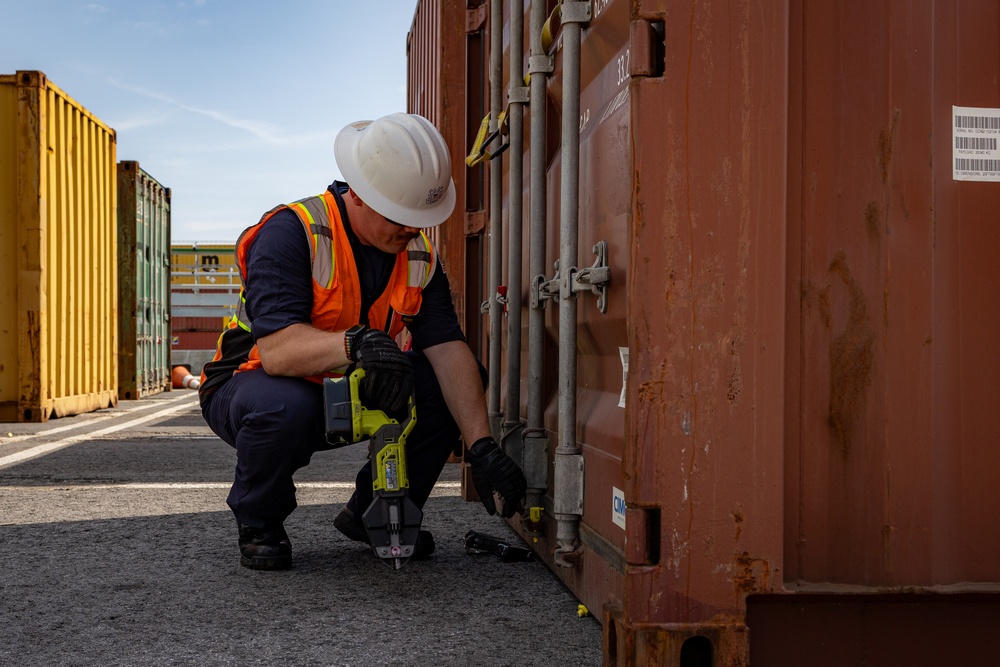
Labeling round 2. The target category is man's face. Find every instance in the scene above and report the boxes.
[349,191,422,254]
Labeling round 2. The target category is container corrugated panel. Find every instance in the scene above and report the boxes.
[423,0,1000,663]
[0,71,118,422]
[624,1,786,661]
[406,0,486,354]
[785,0,1000,591]
[117,161,172,400]
[748,2,1000,661]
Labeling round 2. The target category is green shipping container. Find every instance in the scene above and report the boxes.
[117,161,172,399]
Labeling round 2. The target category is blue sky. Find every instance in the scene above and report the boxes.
[2,0,418,242]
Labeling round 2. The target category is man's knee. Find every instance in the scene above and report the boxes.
[223,372,323,440]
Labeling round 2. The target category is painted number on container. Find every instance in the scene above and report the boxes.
[593,0,612,19]
[599,50,631,127]
[616,49,630,87]
[580,108,591,133]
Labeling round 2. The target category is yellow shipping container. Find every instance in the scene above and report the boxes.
[0,71,118,422]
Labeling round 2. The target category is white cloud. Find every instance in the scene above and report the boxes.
[108,78,284,143]
[107,78,338,148]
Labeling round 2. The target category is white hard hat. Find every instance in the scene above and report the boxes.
[334,113,457,229]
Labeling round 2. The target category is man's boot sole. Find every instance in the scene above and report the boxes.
[240,554,292,570]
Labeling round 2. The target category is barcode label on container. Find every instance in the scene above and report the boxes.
[953,106,1000,182]
[955,137,998,150]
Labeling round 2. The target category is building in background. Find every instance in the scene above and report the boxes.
[169,243,239,377]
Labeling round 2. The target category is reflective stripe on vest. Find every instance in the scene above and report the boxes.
[218,191,438,380]
[287,194,336,289]
[230,291,251,332]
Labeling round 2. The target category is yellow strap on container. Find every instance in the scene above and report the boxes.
[466,106,511,167]
[540,0,563,53]
[467,0,565,167]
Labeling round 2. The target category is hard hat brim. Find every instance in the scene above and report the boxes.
[335,120,457,229]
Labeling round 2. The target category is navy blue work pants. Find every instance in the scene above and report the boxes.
[201,352,464,529]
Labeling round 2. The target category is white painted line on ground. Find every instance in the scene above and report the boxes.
[0,481,463,491]
[0,390,198,447]
[1,415,116,443]
[0,394,201,470]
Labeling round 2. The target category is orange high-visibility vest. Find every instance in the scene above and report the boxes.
[201,190,437,388]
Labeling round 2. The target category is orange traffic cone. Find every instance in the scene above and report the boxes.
[172,366,201,390]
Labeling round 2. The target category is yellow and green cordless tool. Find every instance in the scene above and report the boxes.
[323,369,422,570]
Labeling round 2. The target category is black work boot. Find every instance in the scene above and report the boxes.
[237,522,292,570]
[334,507,435,560]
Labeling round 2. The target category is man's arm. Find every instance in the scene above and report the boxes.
[256,323,350,377]
[422,339,491,451]
[258,323,414,414]
[425,338,527,518]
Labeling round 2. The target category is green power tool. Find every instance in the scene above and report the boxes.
[323,369,422,570]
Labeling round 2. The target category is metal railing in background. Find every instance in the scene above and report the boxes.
[169,263,240,319]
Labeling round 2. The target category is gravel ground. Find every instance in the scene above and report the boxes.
[0,394,602,667]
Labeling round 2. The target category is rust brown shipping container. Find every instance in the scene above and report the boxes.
[172,330,222,352]
[407,0,489,356]
[171,316,229,333]
[408,0,1000,665]
[171,317,227,353]
[0,71,118,422]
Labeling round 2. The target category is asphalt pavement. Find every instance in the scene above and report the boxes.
[0,390,602,666]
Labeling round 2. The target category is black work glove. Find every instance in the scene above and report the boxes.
[347,326,414,415]
[465,437,526,518]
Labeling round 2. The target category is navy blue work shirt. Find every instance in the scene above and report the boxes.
[243,182,465,351]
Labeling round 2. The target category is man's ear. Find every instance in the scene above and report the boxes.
[347,188,363,206]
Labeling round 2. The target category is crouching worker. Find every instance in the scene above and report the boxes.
[198,113,526,570]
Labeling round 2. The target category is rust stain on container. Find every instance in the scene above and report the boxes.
[878,108,900,184]
[826,250,874,457]
[864,200,881,240]
[727,330,745,404]
[732,505,745,542]
[732,551,774,595]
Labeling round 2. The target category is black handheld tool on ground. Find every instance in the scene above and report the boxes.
[324,369,422,570]
[464,530,536,563]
